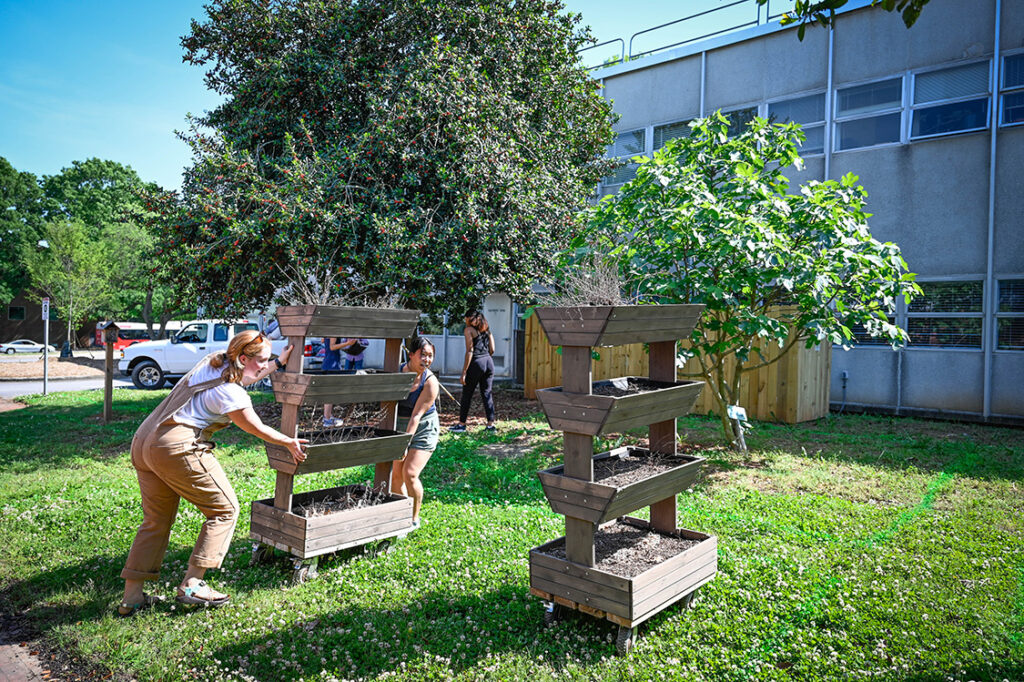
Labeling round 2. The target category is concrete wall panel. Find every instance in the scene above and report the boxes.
[603,57,701,131]
[831,347,899,406]
[784,157,825,187]
[1000,0,1024,51]
[831,135,990,275]
[994,127,1024,274]
[705,29,828,111]
[991,353,1024,416]
[834,0,993,84]
[901,350,985,412]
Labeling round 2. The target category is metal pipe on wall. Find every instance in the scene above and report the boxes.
[983,0,1002,418]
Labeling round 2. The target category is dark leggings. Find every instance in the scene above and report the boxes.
[460,355,495,423]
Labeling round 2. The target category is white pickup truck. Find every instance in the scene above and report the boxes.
[118,320,287,389]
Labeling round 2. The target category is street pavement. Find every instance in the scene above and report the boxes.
[0,377,135,400]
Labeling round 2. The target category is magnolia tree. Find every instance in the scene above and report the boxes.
[579,113,920,446]
[154,0,615,317]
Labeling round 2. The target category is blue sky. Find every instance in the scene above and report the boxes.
[0,1,757,190]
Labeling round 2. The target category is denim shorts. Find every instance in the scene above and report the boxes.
[398,411,440,453]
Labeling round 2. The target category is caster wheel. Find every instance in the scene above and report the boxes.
[250,543,274,566]
[543,603,564,627]
[291,559,319,585]
[615,625,637,655]
[370,539,394,557]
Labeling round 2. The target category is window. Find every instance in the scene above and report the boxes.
[851,318,895,346]
[8,306,25,321]
[176,323,208,344]
[834,77,903,150]
[997,280,1024,350]
[1001,53,1024,126]
[603,129,645,186]
[653,119,692,151]
[232,322,258,336]
[911,61,989,138]
[768,93,825,155]
[214,324,229,342]
[723,106,757,137]
[907,281,983,349]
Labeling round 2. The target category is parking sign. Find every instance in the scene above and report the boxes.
[41,298,49,321]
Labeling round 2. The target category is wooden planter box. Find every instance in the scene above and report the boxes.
[250,484,413,559]
[538,447,704,524]
[271,370,415,406]
[276,305,420,339]
[529,517,717,627]
[534,304,702,347]
[266,427,412,475]
[536,377,704,436]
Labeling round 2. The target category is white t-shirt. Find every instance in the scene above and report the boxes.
[172,360,252,429]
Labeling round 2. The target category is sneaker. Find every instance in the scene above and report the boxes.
[448,424,467,433]
[411,518,422,530]
[484,424,497,432]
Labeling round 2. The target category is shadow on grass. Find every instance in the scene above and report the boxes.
[209,583,612,680]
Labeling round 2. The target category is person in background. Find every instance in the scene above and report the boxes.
[449,310,496,433]
[391,337,440,528]
[339,337,369,370]
[321,337,345,427]
[118,331,306,615]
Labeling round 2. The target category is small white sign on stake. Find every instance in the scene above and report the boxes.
[726,405,748,423]
[41,298,49,321]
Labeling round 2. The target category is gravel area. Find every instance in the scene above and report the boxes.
[0,357,105,380]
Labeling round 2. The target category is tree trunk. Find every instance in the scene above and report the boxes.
[142,288,155,340]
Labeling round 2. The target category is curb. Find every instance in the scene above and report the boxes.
[0,375,108,383]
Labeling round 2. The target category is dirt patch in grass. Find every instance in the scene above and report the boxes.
[0,398,26,412]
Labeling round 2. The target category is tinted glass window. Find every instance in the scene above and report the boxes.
[176,324,207,343]
[214,324,229,341]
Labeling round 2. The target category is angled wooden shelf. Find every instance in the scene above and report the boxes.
[535,377,704,435]
[266,427,413,475]
[538,447,704,524]
[276,305,420,339]
[271,369,416,406]
[250,484,414,560]
[534,304,702,348]
[529,517,718,627]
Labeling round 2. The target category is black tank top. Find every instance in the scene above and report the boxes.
[398,366,436,418]
[471,330,491,358]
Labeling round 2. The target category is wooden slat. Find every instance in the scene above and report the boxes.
[374,337,403,493]
[565,517,595,567]
[531,548,632,592]
[530,563,630,607]
[302,496,410,536]
[305,517,413,552]
[529,575,630,620]
[632,540,719,604]
[634,563,718,620]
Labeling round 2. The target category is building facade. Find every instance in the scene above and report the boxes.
[595,0,1023,422]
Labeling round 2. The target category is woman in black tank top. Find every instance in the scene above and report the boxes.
[450,310,496,433]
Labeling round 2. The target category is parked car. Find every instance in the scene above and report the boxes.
[118,320,288,389]
[1,339,58,354]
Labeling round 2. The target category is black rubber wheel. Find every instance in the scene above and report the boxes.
[683,590,697,609]
[615,626,635,655]
[4,348,15,354]
[131,360,165,390]
[250,544,274,566]
[291,566,311,585]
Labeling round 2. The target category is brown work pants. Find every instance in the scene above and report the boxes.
[120,420,239,582]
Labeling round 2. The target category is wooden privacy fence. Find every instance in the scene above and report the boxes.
[524,311,831,424]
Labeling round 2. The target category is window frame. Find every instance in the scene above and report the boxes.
[832,74,906,153]
[999,50,1024,128]
[995,277,1024,352]
[905,279,985,352]
[652,117,694,152]
[7,306,26,321]
[721,104,759,138]
[909,59,991,141]
[601,127,647,189]
[767,90,827,157]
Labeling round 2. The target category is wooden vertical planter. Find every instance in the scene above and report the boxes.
[249,305,420,581]
[526,304,717,653]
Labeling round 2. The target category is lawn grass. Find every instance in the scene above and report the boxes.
[0,388,1022,681]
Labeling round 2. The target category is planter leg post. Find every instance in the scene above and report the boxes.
[649,340,678,532]
[375,337,404,494]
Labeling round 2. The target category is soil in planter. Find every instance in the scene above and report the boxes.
[591,378,670,397]
[293,484,392,517]
[543,521,701,578]
[593,452,695,488]
[253,402,387,432]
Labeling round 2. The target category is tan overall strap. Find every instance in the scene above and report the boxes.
[129,353,229,462]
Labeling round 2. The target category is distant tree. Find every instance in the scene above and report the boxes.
[22,220,112,347]
[759,0,931,39]
[41,159,153,237]
[160,0,616,317]
[0,158,43,305]
[579,114,920,448]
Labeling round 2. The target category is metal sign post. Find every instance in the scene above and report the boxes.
[41,298,50,396]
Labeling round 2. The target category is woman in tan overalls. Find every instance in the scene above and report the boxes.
[117,330,307,615]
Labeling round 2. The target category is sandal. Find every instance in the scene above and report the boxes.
[176,580,230,607]
[117,593,164,617]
